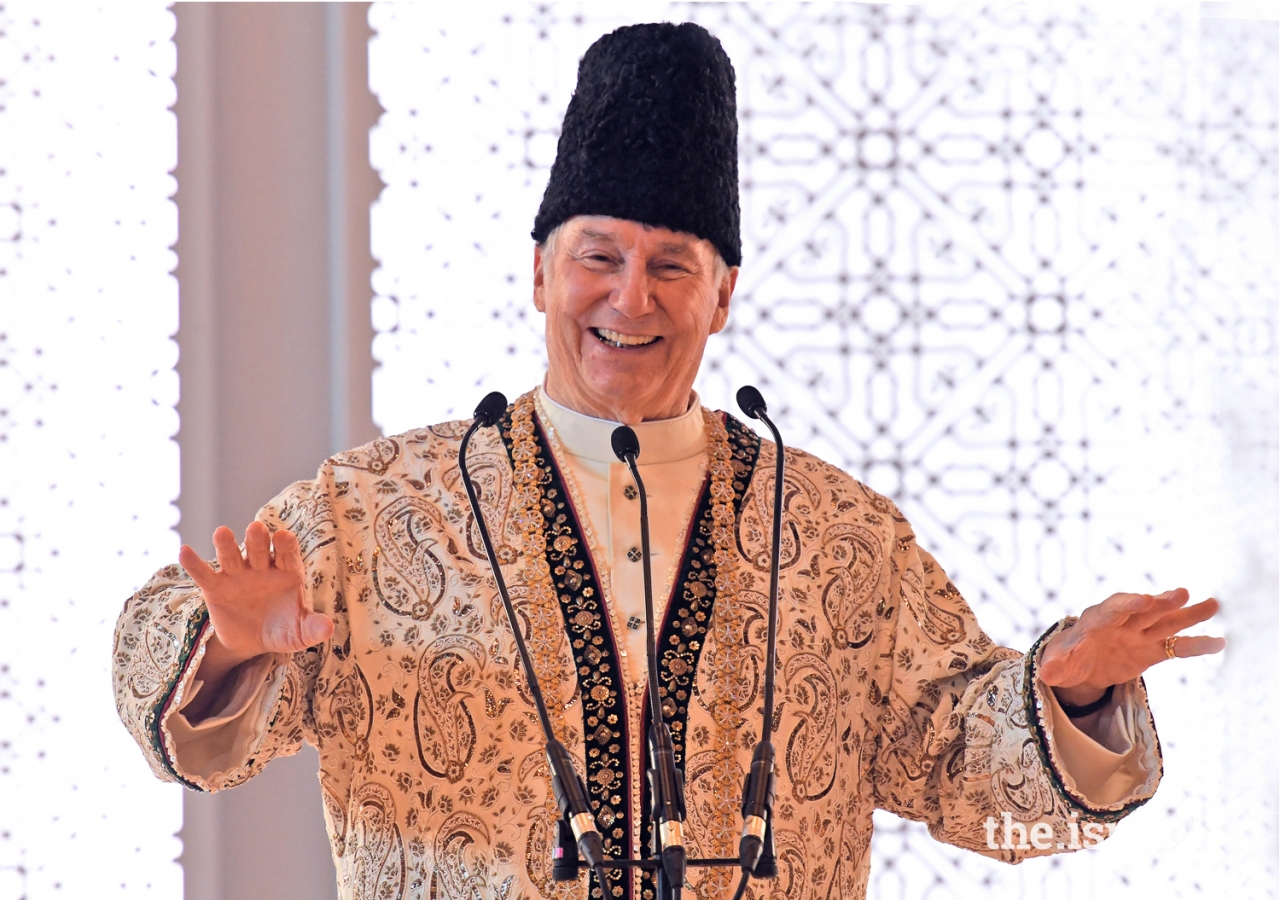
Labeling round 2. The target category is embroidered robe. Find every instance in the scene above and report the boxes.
[112,395,1162,900]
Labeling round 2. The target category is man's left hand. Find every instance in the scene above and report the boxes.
[1039,588,1226,707]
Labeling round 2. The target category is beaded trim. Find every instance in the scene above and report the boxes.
[506,392,632,899]
[502,395,582,900]
[697,415,761,896]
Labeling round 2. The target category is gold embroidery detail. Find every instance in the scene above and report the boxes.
[482,684,511,719]
[508,392,579,900]
[698,410,752,896]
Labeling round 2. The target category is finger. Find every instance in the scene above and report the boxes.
[1148,597,1220,639]
[1091,591,1160,626]
[244,520,272,570]
[211,526,245,574]
[1128,588,1191,627]
[1168,634,1227,659]
[301,612,334,646]
[271,529,305,574]
[270,529,313,615]
[178,544,219,590]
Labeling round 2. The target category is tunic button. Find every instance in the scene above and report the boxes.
[623,484,638,500]
[626,546,642,562]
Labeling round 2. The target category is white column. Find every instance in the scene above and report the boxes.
[172,4,380,898]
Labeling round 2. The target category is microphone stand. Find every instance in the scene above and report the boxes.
[457,392,607,887]
[611,426,687,900]
[731,385,787,897]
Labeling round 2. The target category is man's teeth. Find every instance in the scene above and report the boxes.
[594,328,658,348]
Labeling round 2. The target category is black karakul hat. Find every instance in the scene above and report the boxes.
[532,22,741,267]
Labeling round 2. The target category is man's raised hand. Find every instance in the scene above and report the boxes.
[1039,588,1225,708]
[177,521,334,691]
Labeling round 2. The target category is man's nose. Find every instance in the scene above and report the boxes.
[610,260,655,317]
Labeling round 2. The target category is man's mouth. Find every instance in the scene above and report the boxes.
[591,328,660,349]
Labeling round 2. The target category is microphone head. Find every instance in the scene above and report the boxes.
[736,385,767,419]
[472,391,509,428]
[610,425,640,463]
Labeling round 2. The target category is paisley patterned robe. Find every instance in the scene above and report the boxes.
[112,398,1161,899]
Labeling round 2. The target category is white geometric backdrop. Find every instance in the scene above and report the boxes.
[369,3,1277,898]
[0,4,182,899]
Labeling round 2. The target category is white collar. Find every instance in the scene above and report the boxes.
[535,385,706,464]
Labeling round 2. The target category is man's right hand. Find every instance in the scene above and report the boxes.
[177,521,334,720]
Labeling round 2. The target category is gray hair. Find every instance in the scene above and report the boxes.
[537,222,730,283]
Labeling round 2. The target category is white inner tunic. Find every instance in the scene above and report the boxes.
[535,386,707,697]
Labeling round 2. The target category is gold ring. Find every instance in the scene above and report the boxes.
[1164,635,1179,660]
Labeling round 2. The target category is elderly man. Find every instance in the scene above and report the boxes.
[113,22,1222,900]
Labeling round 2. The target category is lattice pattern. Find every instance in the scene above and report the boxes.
[368,4,1275,897]
[0,4,182,898]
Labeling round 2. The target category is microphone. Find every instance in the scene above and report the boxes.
[735,385,767,420]
[611,425,687,894]
[733,386,784,878]
[473,390,509,428]
[458,392,606,883]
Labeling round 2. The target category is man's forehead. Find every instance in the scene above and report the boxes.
[571,221,701,254]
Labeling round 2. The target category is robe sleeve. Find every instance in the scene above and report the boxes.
[866,511,1163,861]
[111,468,341,792]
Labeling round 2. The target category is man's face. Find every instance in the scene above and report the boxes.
[533,216,736,424]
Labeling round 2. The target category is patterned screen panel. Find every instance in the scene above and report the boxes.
[0,4,183,899]
[369,4,1276,897]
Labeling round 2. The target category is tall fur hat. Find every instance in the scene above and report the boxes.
[531,22,741,267]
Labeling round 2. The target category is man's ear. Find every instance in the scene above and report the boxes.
[708,265,737,335]
[533,243,547,312]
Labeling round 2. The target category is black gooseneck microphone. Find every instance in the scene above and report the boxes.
[611,425,688,898]
[733,385,786,888]
[457,392,607,885]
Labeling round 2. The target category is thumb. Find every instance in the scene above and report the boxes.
[1037,653,1073,686]
[301,612,334,646]
[1037,629,1085,686]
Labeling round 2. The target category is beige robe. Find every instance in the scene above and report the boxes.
[112,391,1161,899]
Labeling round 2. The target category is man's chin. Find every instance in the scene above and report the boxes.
[561,347,695,419]
[585,377,655,408]
[580,354,667,392]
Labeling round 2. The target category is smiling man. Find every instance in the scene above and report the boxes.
[113,22,1222,900]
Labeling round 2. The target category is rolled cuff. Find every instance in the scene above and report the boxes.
[160,621,290,791]
[1024,618,1163,818]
